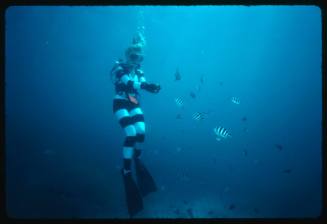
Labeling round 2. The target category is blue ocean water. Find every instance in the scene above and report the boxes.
[5,5,322,219]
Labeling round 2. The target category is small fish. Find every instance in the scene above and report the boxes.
[208,210,214,215]
[176,114,182,119]
[169,203,175,209]
[274,144,283,151]
[186,208,194,218]
[43,149,56,156]
[253,159,260,165]
[200,75,205,84]
[241,116,247,122]
[190,91,196,99]
[228,204,236,210]
[214,126,231,141]
[195,85,201,92]
[219,81,224,86]
[224,186,230,193]
[182,199,188,205]
[192,112,206,121]
[175,97,184,107]
[243,149,248,156]
[174,68,181,81]
[115,164,121,170]
[179,172,190,182]
[174,209,181,215]
[53,190,79,200]
[283,169,292,174]
[231,96,241,105]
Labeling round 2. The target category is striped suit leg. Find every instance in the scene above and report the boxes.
[129,107,145,158]
[113,99,138,171]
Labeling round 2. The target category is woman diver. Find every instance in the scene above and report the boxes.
[111,32,161,217]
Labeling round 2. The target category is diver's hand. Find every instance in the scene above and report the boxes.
[141,83,161,93]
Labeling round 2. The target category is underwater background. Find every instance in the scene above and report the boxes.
[5,5,322,218]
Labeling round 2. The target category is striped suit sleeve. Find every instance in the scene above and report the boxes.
[120,69,146,90]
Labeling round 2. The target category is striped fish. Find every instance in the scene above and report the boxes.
[175,97,184,107]
[214,126,231,141]
[192,112,203,121]
[231,97,240,105]
[192,112,206,121]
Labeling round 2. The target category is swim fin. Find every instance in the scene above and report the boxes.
[121,169,143,217]
[134,158,157,197]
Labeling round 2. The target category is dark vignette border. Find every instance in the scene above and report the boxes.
[0,0,326,224]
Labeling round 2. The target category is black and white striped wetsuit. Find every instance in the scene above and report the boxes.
[112,63,147,171]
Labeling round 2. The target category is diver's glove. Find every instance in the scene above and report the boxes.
[141,83,161,93]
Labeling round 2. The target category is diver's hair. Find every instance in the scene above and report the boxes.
[125,43,144,58]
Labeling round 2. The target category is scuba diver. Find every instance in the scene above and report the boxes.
[111,32,161,217]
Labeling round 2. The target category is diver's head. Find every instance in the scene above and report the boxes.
[125,43,144,67]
